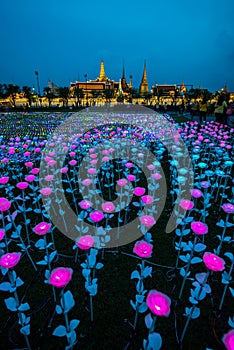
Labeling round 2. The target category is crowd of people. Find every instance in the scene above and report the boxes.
[189,95,234,126]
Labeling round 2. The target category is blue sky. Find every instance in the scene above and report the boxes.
[1,0,234,92]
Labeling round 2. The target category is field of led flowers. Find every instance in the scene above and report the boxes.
[0,109,233,350]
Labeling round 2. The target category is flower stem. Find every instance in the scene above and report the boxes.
[219,258,233,310]
[178,235,198,299]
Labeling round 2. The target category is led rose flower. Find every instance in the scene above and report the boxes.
[125,162,133,168]
[180,199,194,210]
[82,178,92,186]
[222,203,234,214]
[79,200,92,210]
[102,202,115,213]
[60,167,68,174]
[33,222,51,235]
[0,197,11,212]
[146,290,171,317]
[133,241,153,258]
[0,176,9,185]
[140,215,156,227]
[45,175,54,182]
[200,181,210,188]
[16,182,28,190]
[25,161,33,168]
[77,235,95,250]
[48,160,56,167]
[31,167,40,174]
[25,175,35,183]
[127,174,136,182]
[40,187,52,196]
[152,173,162,180]
[223,329,234,350]
[0,229,5,241]
[141,195,154,204]
[117,179,127,186]
[191,189,203,198]
[49,267,73,288]
[69,160,77,166]
[147,164,155,171]
[89,211,104,223]
[191,221,208,235]
[0,252,21,269]
[88,168,96,175]
[203,252,225,272]
[133,187,145,196]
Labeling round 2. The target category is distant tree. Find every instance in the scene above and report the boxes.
[73,87,84,107]
[22,86,33,107]
[0,84,5,98]
[103,89,113,103]
[4,84,20,107]
[58,87,70,107]
[144,92,152,104]
[43,87,55,107]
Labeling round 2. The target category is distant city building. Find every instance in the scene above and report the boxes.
[48,80,58,95]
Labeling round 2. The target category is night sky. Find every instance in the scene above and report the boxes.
[1,0,234,92]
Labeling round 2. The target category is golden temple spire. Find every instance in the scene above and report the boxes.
[98,60,106,81]
[139,60,148,95]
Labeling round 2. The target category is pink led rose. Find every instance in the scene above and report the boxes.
[102,202,115,213]
[180,199,194,210]
[191,221,208,235]
[60,167,68,174]
[89,211,104,222]
[16,182,28,190]
[69,160,77,166]
[77,235,95,250]
[222,203,234,214]
[223,329,234,350]
[25,161,33,168]
[141,195,154,204]
[0,252,21,269]
[117,179,127,186]
[0,198,11,212]
[25,175,35,183]
[31,167,40,174]
[133,187,145,196]
[79,200,92,210]
[133,241,153,258]
[146,290,171,317]
[127,174,136,182]
[0,229,5,241]
[40,187,52,196]
[82,178,92,186]
[140,215,156,227]
[152,173,162,180]
[191,189,203,198]
[33,222,51,235]
[45,175,54,182]
[49,267,73,288]
[0,177,9,185]
[203,252,225,272]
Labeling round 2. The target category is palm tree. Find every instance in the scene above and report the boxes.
[73,87,84,107]
[4,84,20,107]
[58,87,70,107]
[22,86,33,107]
[103,89,113,103]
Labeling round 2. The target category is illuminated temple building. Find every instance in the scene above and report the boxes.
[70,60,192,99]
[70,61,120,96]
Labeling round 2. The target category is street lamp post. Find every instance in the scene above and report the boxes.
[84,74,88,106]
[35,71,41,96]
